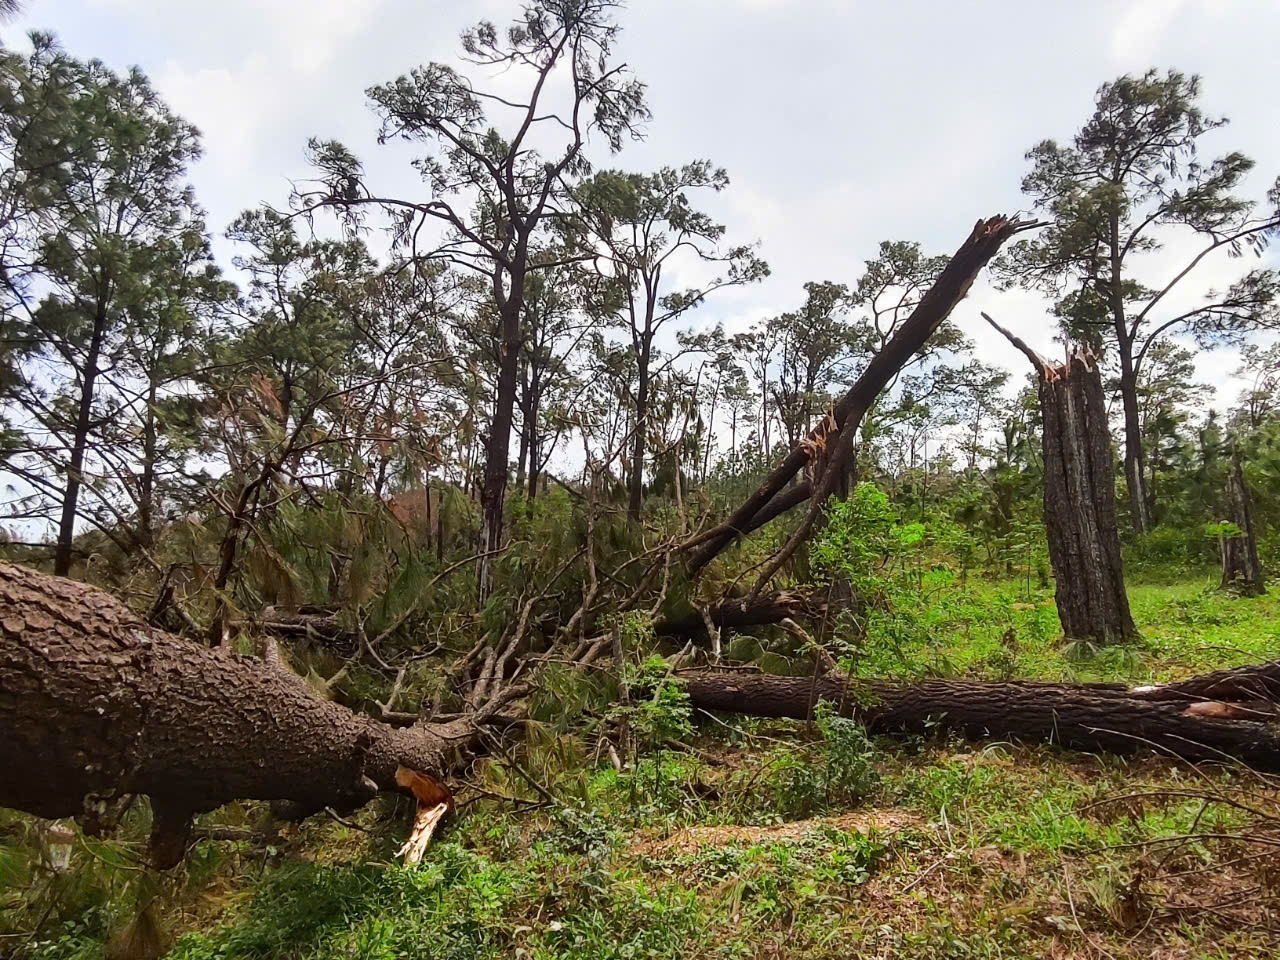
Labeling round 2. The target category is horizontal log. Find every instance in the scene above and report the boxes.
[0,562,456,867]
[679,668,1280,771]
[655,590,824,637]
[1129,660,1280,704]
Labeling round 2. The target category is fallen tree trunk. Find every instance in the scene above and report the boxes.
[680,668,1280,770]
[1134,659,1280,703]
[0,562,458,867]
[655,590,825,638]
[685,215,1038,575]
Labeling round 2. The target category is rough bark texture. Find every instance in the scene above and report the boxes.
[55,301,108,576]
[680,667,1280,770]
[628,333,652,521]
[983,316,1135,644]
[655,590,824,638]
[686,215,1037,575]
[1220,455,1265,596]
[0,563,452,864]
[479,295,523,601]
[1037,350,1136,643]
[1136,660,1280,703]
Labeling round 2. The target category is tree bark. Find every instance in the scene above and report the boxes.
[655,590,824,638]
[0,562,455,867]
[1108,215,1150,538]
[983,315,1135,644]
[479,295,523,600]
[1220,454,1265,596]
[685,215,1036,574]
[136,376,158,552]
[515,370,530,494]
[527,380,541,501]
[1117,349,1150,537]
[55,300,108,576]
[628,333,652,521]
[1039,350,1136,643]
[680,668,1280,770]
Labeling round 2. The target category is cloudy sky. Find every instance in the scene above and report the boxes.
[7,0,1280,410]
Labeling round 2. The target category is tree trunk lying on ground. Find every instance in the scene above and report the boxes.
[233,608,358,654]
[0,562,457,868]
[983,314,1136,645]
[680,667,1280,770]
[655,590,825,638]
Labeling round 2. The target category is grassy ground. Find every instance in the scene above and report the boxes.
[7,574,1280,959]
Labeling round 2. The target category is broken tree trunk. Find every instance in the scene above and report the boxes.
[983,315,1136,644]
[680,666,1280,771]
[1220,453,1265,596]
[655,590,825,638]
[0,562,458,868]
[685,215,1038,576]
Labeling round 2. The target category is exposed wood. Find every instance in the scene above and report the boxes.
[394,766,454,864]
[1133,660,1280,703]
[680,667,1280,770]
[0,562,455,868]
[984,314,1136,644]
[685,215,1038,576]
[1220,453,1266,596]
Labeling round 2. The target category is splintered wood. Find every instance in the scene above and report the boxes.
[394,766,453,865]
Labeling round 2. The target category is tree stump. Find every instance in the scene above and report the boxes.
[1220,453,1265,596]
[983,315,1136,644]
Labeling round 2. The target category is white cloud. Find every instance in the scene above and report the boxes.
[1110,0,1244,63]
[1110,0,1191,60]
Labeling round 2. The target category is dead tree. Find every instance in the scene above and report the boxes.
[683,215,1039,582]
[680,667,1280,770]
[0,562,474,868]
[654,590,824,638]
[983,314,1136,644]
[1220,452,1265,596]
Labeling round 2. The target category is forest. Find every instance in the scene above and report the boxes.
[2,0,1280,957]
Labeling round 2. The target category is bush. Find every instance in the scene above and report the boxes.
[772,706,880,819]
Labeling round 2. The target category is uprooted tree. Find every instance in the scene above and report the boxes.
[983,313,1137,644]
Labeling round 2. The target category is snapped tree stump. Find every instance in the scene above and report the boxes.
[983,314,1136,644]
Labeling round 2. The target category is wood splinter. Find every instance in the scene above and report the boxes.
[393,766,453,865]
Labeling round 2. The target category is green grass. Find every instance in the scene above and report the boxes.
[840,569,1280,687]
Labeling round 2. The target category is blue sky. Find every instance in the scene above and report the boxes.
[7,0,1280,410]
